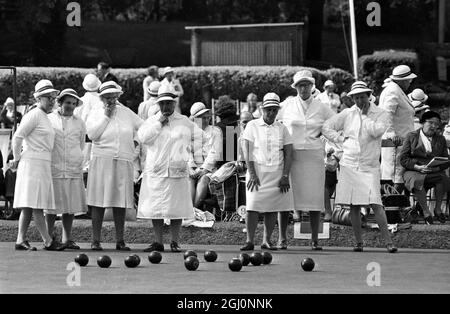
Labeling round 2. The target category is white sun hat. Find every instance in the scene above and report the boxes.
[82,74,102,92]
[156,84,177,103]
[390,65,417,81]
[261,92,281,108]
[347,81,373,97]
[147,81,161,97]
[408,89,428,106]
[57,88,83,106]
[323,80,335,88]
[162,66,175,76]
[291,70,315,88]
[98,81,123,97]
[4,97,14,105]
[33,79,60,98]
[408,89,430,113]
[190,102,210,118]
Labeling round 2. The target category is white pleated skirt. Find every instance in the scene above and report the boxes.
[246,165,294,213]
[335,165,382,205]
[137,175,194,220]
[291,149,325,212]
[14,158,55,210]
[87,157,134,209]
[45,178,87,215]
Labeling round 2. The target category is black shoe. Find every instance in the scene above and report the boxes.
[240,242,254,251]
[63,241,80,250]
[116,241,131,251]
[311,241,323,251]
[143,242,164,252]
[170,241,181,253]
[91,241,103,251]
[353,243,363,252]
[261,242,278,250]
[436,213,446,224]
[15,241,37,251]
[44,240,66,251]
[277,240,288,250]
[424,216,434,225]
[387,244,398,253]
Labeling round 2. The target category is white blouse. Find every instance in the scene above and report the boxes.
[278,96,335,151]
[138,111,205,178]
[322,104,389,171]
[243,118,293,171]
[86,103,143,162]
[48,110,86,178]
[13,107,55,162]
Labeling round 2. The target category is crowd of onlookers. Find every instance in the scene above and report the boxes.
[1,62,449,254]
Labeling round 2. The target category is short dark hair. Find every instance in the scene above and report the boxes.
[57,95,80,106]
[147,66,159,77]
[419,110,441,124]
[98,62,111,70]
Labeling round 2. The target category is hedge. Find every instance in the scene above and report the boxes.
[0,66,355,115]
[358,50,419,95]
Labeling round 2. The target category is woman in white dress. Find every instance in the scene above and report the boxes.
[137,85,201,252]
[46,89,87,249]
[277,70,335,250]
[241,93,294,251]
[86,81,143,251]
[11,80,65,251]
[322,81,397,253]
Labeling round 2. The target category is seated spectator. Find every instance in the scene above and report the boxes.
[237,111,254,172]
[1,97,22,129]
[322,136,342,222]
[243,93,261,119]
[400,111,450,225]
[142,65,159,102]
[188,102,223,209]
[317,80,341,113]
[408,89,430,130]
[444,121,450,148]
[97,62,119,84]
[215,95,240,167]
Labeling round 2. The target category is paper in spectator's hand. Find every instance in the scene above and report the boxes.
[426,157,448,168]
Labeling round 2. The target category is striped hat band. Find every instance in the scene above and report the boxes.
[393,70,412,78]
[35,85,56,94]
[158,92,177,99]
[99,83,119,93]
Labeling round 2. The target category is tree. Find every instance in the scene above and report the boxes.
[305,0,325,61]
[12,0,67,65]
